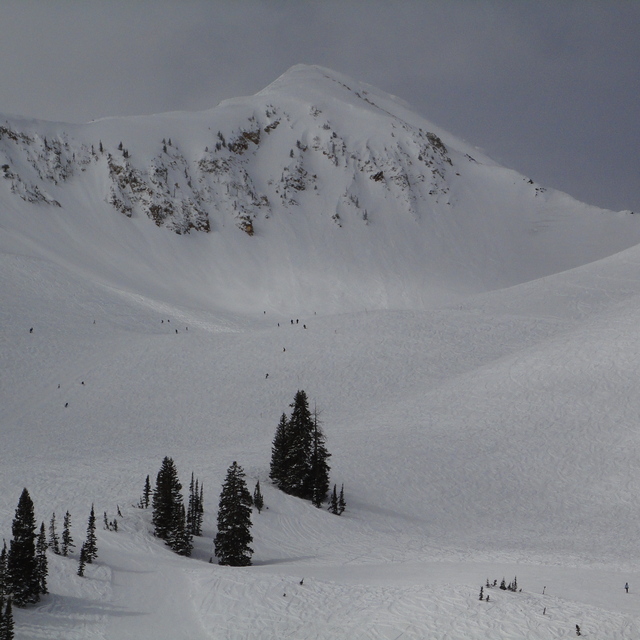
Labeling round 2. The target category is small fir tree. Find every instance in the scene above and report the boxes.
[186,473,203,536]
[48,513,60,555]
[143,475,152,509]
[77,544,86,577]
[338,484,346,515]
[1,598,14,640]
[84,505,98,564]
[253,481,264,514]
[0,542,7,598]
[196,481,204,536]
[7,488,39,606]
[214,462,253,566]
[269,413,290,489]
[61,511,74,557]
[169,504,192,557]
[310,409,331,507]
[35,523,48,595]
[328,485,339,515]
[152,457,183,543]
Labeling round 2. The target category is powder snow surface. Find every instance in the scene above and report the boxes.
[2,66,640,639]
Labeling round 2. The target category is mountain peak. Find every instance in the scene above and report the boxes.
[1,67,640,314]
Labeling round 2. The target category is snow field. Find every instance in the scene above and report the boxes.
[4,240,640,636]
[3,64,640,638]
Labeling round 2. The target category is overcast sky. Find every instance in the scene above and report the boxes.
[1,1,638,212]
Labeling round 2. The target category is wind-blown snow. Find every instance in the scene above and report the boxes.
[2,65,640,638]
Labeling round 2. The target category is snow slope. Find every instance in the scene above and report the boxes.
[2,66,640,638]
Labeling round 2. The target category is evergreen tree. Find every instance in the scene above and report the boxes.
[269,413,290,489]
[77,544,86,577]
[1,598,14,640]
[35,523,48,595]
[84,505,98,564]
[61,511,74,557]
[169,504,192,557]
[0,542,7,598]
[143,475,151,509]
[186,473,199,536]
[48,513,60,555]
[310,409,331,507]
[338,484,346,515]
[195,479,204,536]
[152,457,183,542]
[186,477,203,537]
[328,485,339,515]
[285,390,315,499]
[7,489,39,606]
[270,392,331,503]
[214,462,253,566]
[253,481,264,514]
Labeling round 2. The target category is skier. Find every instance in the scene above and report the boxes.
[625,582,629,593]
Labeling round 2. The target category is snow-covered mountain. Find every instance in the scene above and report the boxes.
[2,64,638,314]
[3,66,640,639]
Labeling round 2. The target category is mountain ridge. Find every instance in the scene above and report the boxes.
[1,64,638,314]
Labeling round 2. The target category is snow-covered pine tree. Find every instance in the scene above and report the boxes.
[253,481,264,514]
[84,505,98,564]
[35,523,48,595]
[214,462,253,566]
[7,489,39,606]
[338,484,346,515]
[61,511,74,557]
[152,457,184,543]
[269,413,290,489]
[48,513,60,555]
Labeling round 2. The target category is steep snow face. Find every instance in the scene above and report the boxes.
[1,64,639,315]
